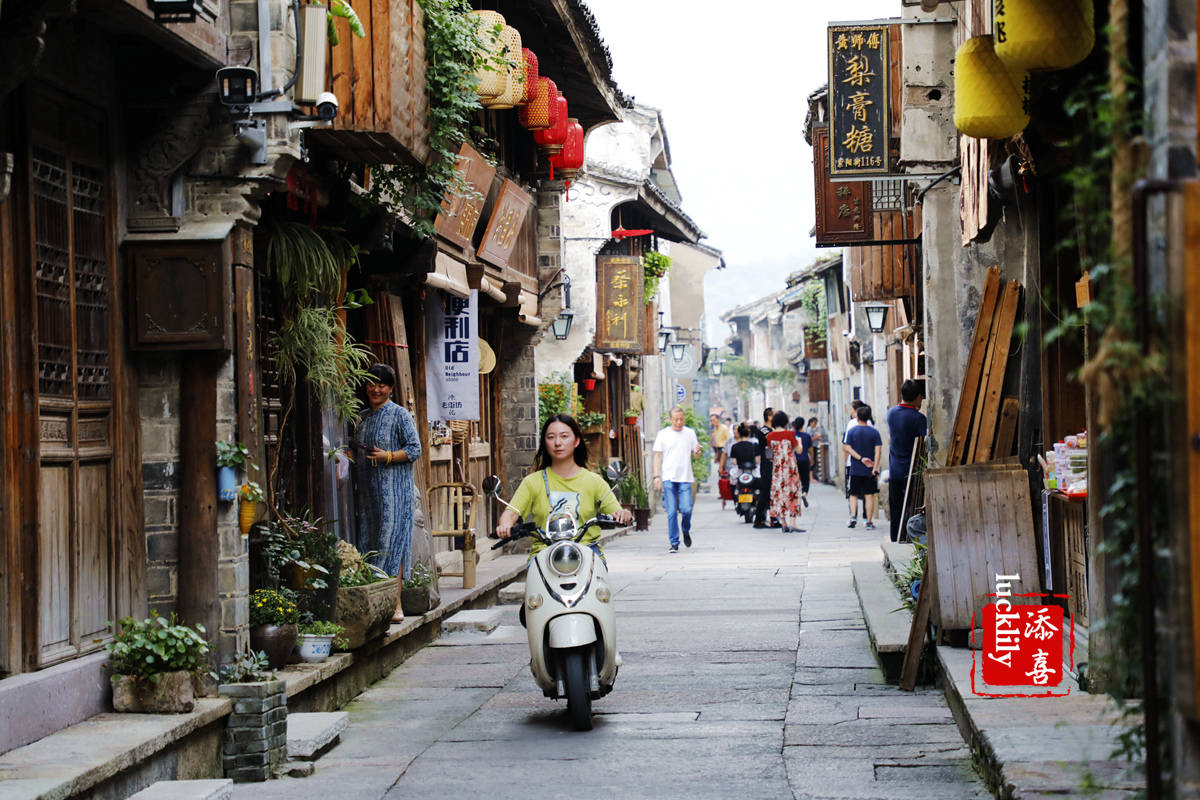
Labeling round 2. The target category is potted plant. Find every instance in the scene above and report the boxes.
[106,613,211,713]
[296,620,346,663]
[400,562,436,617]
[335,542,399,649]
[249,587,300,668]
[217,648,286,783]
[239,480,264,537]
[275,514,341,620]
[216,440,251,501]
[623,408,639,426]
[577,410,606,434]
[582,377,596,391]
[632,480,652,531]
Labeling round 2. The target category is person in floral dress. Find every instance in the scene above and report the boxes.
[766,410,802,532]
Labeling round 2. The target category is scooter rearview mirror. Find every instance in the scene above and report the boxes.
[604,460,628,484]
[482,475,502,497]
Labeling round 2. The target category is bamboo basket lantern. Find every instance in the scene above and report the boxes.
[519,76,557,130]
[995,0,1094,72]
[470,11,507,102]
[954,35,1029,140]
[483,25,524,109]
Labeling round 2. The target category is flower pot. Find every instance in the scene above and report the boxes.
[218,466,238,501]
[296,633,335,663]
[249,623,298,669]
[335,577,399,649]
[633,507,651,531]
[111,670,196,713]
[624,416,638,426]
[400,585,433,617]
[583,378,596,391]
[239,499,257,536]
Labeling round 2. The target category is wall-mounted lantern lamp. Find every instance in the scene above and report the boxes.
[797,359,808,377]
[864,303,889,333]
[670,342,688,363]
[656,328,672,353]
[551,309,574,340]
[711,359,724,377]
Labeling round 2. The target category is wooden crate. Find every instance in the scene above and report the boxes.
[1048,493,1089,626]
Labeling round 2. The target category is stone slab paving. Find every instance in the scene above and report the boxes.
[127,780,233,800]
[232,482,984,800]
[286,712,348,759]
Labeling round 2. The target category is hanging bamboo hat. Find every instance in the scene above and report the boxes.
[478,338,497,374]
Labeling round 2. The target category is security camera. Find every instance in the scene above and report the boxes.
[316,92,339,120]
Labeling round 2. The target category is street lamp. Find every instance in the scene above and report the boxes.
[864,303,889,333]
[551,309,574,340]
[670,342,688,363]
[797,359,808,377]
[711,359,724,377]
[656,328,671,352]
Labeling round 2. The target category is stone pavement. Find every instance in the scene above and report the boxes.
[233,482,985,799]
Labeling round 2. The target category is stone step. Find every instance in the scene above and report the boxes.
[499,582,525,604]
[442,607,504,634]
[881,541,916,579]
[851,560,914,683]
[286,712,349,761]
[127,780,233,800]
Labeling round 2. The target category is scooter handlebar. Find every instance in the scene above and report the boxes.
[491,521,540,549]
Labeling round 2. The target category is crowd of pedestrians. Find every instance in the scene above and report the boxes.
[651,382,927,552]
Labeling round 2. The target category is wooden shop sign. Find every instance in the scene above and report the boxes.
[477,179,532,269]
[434,143,496,251]
[828,23,891,177]
[594,255,644,353]
[813,126,874,245]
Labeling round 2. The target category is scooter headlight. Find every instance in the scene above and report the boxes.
[546,512,576,542]
[595,583,611,603]
[547,542,583,577]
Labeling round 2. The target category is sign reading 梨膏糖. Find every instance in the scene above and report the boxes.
[426,289,480,421]
[828,23,890,177]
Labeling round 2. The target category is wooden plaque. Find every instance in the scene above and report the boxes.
[813,126,874,245]
[594,255,644,353]
[477,180,533,269]
[129,241,231,350]
[434,143,496,251]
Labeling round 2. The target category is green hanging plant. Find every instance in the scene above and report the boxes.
[642,251,671,305]
[321,0,366,47]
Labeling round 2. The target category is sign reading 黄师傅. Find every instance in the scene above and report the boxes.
[426,289,480,421]
[828,23,890,177]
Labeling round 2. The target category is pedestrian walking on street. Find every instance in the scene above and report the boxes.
[710,413,731,475]
[749,408,775,527]
[767,411,802,531]
[886,380,928,543]
[354,363,423,622]
[842,399,866,513]
[843,405,883,529]
[652,407,703,552]
[791,417,812,506]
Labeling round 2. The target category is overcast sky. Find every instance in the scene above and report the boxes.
[585,0,899,342]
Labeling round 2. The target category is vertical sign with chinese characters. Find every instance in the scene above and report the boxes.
[477,180,533,269]
[426,289,480,421]
[813,126,874,245]
[828,23,890,177]
[594,255,644,353]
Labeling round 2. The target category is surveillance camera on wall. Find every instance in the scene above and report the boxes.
[316,92,339,120]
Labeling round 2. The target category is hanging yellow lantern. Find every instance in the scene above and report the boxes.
[470,10,507,102]
[483,25,525,109]
[995,0,1093,72]
[954,35,1029,139]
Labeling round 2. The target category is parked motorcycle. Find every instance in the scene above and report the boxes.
[730,462,758,523]
[483,474,624,731]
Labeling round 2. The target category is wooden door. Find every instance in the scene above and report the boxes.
[27,92,121,666]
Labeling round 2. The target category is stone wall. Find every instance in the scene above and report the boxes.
[140,354,183,617]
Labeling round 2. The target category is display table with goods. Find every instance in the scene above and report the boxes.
[1037,430,1089,626]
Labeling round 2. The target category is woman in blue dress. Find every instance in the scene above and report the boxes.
[355,363,422,620]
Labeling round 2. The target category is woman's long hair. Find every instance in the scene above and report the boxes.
[533,414,589,470]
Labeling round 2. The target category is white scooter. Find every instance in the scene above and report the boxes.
[483,474,623,731]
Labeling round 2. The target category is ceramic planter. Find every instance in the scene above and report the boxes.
[111,670,196,713]
[239,499,257,536]
[624,416,638,426]
[296,633,335,663]
[249,623,298,669]
[218,466,238,501]
[335,577,398,649]
[583,378,596,391]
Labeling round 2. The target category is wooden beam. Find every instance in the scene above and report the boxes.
[970,282,1022,463]
[899,560,932,691]
[946,266,1002,466]
[992,396,1020,461]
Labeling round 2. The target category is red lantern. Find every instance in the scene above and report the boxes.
[534,94,569,155]
[518,77,556,130]
[550,118,585,180]
[519,49,539,105]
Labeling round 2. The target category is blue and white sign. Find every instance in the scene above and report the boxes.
[426,289,480,421]
[675,382,686,404]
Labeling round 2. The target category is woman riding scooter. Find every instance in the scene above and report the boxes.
[495,413,633,552]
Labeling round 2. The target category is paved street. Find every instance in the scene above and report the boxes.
[239,482,987,799]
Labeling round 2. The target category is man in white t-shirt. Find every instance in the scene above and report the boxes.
[652,407,703,553]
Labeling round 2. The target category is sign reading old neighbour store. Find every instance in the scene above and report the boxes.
[812,126,873,245]
[426,289,480,421]
[594,255,644,353]
[434,143,497,251]
[828,23,890,177]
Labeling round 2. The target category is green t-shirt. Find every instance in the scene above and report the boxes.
[510,468,622,554]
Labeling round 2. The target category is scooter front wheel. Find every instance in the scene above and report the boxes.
[563,648,593,731]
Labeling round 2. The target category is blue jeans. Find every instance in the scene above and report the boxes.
[662,481,693,547]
